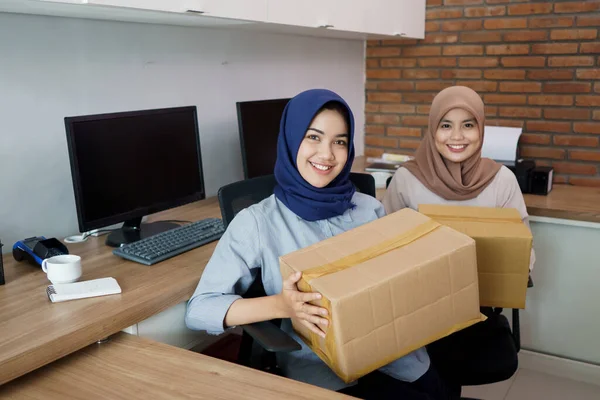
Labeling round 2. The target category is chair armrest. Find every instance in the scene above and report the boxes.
[507,275,532,353]
[512,308,521,352]
[241,321,302,353]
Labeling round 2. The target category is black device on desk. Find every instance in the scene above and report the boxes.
[506,159,536,194]
[530,166,553,195]
[12,236,69,266]
[65,106,224,264]
[505,159,553,195]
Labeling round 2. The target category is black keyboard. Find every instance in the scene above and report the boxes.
[113,218,225,265]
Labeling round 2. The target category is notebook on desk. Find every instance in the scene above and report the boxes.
[46,278,122,303]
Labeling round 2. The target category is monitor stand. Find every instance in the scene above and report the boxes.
[105,217,179,248]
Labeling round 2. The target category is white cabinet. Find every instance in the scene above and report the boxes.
[35,0,86,3]
[38,0,199,13]
[364,0,396,36]
[202,0,268,22]
[327,0,368,34]
[86,0,203,13]
[267,0,330,29]
[266,0,372,34]
[365,0,425,38]
[87,0,188,13]
[265,0,368,32]
[24,0,426,39]
[266,0,425,38]
[393,0,425,39]
[48,0,269,20]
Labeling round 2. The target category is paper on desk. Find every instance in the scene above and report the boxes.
[481,126,522,163]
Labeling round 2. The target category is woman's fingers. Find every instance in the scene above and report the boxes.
[301,304,328,317]
[284,273,323,304]
[301,313,329,327]
[300,319,327,339]
[283,271,302,289]
[283,273,328,327]
[296,291,322,303]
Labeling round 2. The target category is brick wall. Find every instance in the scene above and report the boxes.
[365,0,600,186]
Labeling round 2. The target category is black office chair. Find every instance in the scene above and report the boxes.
[349,172,377,198]
[217,172,376,375]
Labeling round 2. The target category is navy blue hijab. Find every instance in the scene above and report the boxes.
[274,89,356,221]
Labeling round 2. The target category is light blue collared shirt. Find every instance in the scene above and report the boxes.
[186,193,430,391]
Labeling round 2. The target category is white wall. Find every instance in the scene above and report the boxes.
[0,13,365,249]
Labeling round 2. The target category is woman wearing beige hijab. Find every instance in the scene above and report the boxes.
[383,85,531,215]
[382,86,535,395]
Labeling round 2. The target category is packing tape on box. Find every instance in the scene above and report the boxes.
[300,219,442,284]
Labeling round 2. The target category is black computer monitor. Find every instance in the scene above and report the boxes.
[65,106,204,247]
[236,98,290,179]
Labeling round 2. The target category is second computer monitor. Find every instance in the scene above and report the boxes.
[236,98,290,179]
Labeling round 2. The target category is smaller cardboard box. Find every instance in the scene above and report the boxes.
[419,204,532,309]
[280,208,484,383]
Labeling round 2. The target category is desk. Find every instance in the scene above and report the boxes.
[0,332,353,399]
[0,198,221,385]
[353,156,600,224]
[523,185,600,224]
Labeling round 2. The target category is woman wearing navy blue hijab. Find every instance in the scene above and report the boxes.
[186,89,453,399]
[273,89,357,221]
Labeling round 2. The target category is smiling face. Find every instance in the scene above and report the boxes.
[434,108,481,163]
[296,108,349,188]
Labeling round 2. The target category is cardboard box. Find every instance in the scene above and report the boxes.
[419,204,532,309]
[280,208,484,383]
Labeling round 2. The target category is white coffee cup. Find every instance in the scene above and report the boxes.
[41,255,82,284]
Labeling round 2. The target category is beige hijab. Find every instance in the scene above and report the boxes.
[404,86,501,201]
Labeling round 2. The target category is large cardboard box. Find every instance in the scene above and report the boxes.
[280,208,484,383]
[419,204,532,309]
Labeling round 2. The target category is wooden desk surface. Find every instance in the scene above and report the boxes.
[0,198,221,385]
[523,185,600,224]
[0,332,353,399]
[354,156,600,224]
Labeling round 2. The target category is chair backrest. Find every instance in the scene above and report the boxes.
[349,172,376,198]
[218,174,278,229]
[218,172,376,229]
